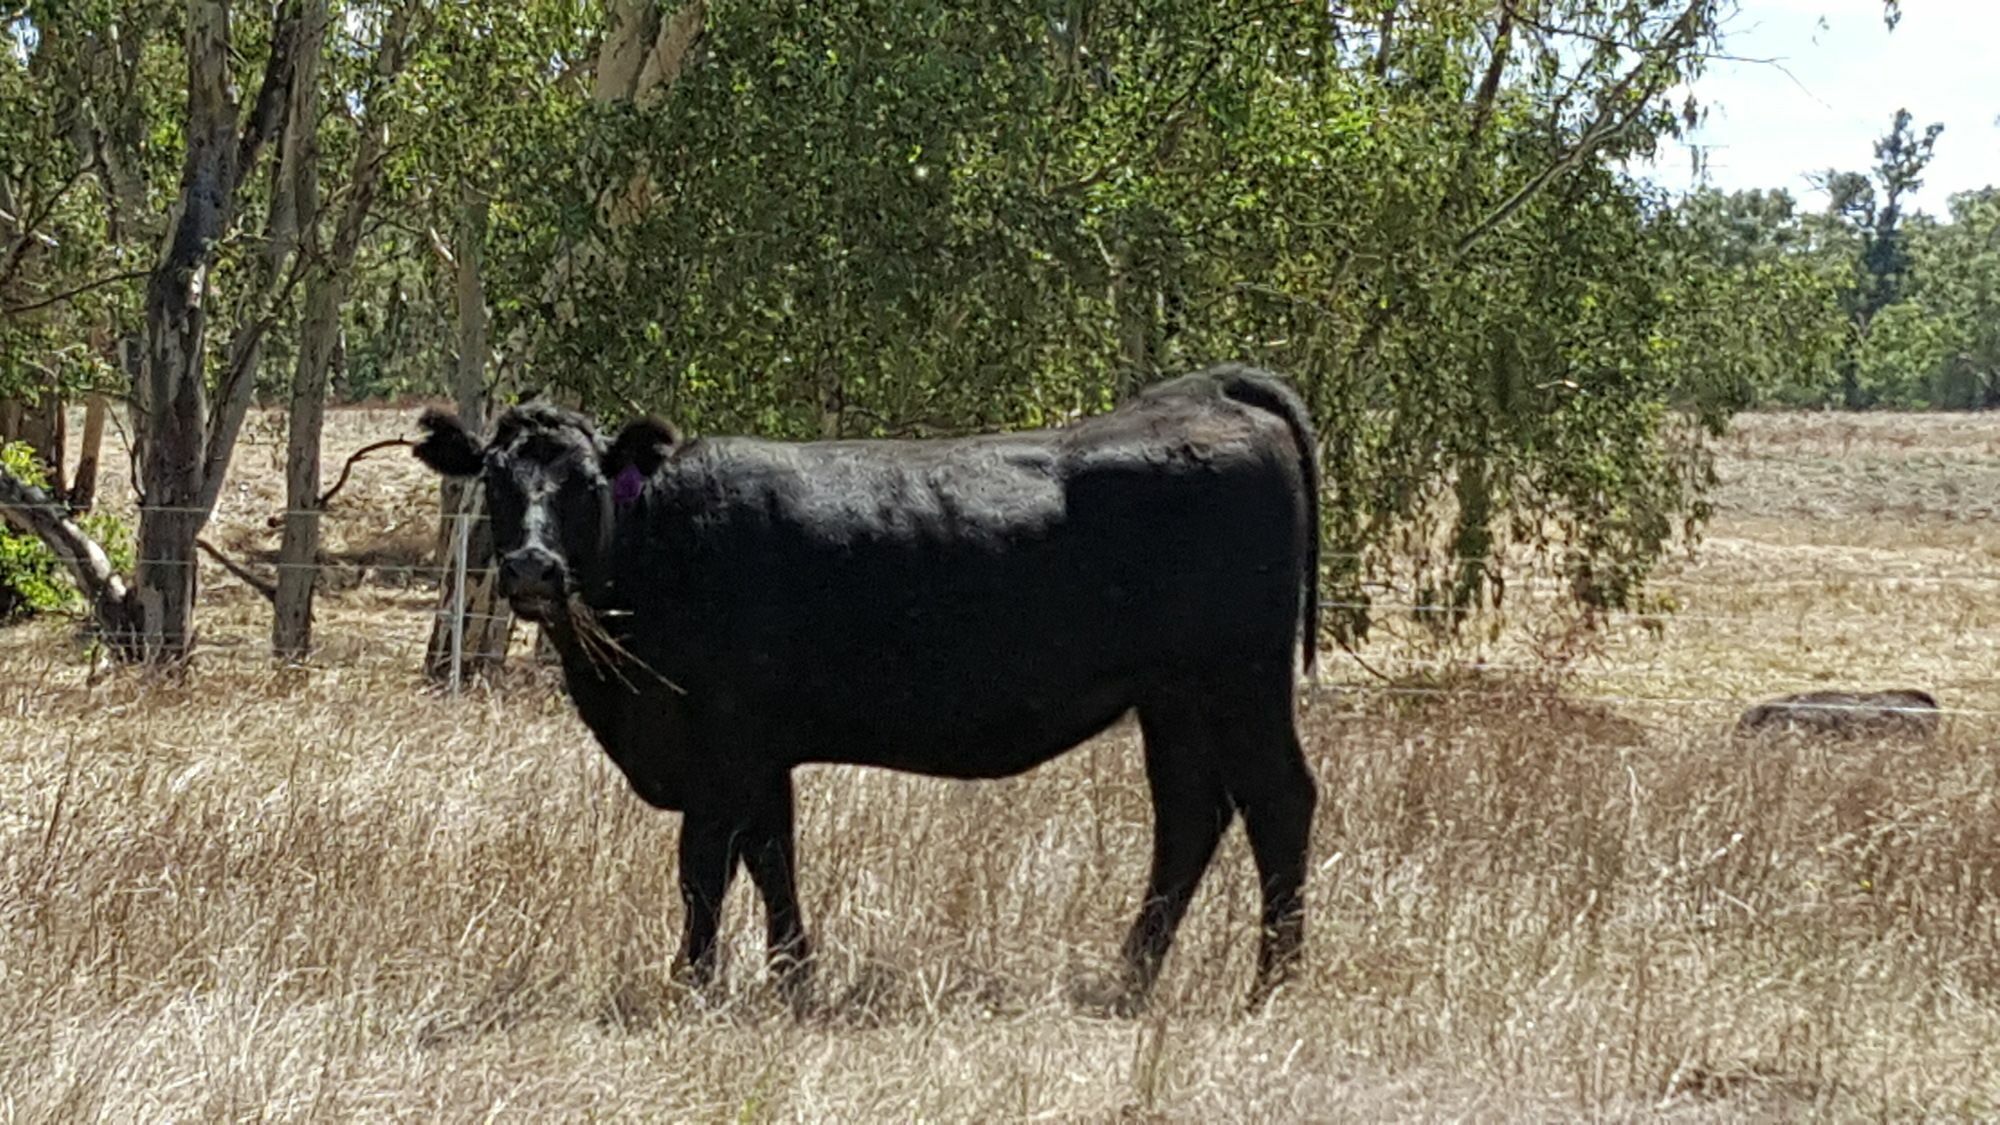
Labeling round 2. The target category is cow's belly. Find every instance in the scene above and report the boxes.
[797,674,1141,779]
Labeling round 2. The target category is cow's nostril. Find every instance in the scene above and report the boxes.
[499,550,565,597]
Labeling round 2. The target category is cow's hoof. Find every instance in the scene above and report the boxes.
[1242,975,1295,1017]
[771,972,817,1020]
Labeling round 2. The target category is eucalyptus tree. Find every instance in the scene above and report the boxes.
[514,0,1771,645]
[0,0,332,660]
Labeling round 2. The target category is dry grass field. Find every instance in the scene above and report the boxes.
[5,407,2000,1121]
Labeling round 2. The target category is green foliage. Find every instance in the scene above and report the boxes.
[328,0,601,403]
[15,0,1976,651]
[1817,108,1945,408]
[1677,112,1998,415]
[1,2,173,399]
[1854,189,2000,409]
[517,0,1757,639]
[0,442,130,620]
[1670,188,1845,409]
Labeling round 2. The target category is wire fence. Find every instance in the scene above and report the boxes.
[10,495,2000,577]
[9,473,2000,718]
[18,642,1998,723]
[14,580,2000,716]
[17,530,2000,590]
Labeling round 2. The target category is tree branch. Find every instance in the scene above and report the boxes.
[196,537,278,605]
[1,269,151,317]
[238,0,308,178]
[1440,0,1516,224]
[0,165,89,293]
[315,438,412,510]
[0,463,136,639]
[1454,0,1710,258]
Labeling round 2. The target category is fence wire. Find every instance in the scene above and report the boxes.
[8,459,2000,716]
[21,642,2000,721]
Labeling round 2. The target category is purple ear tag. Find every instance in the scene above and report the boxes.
[613,465,646,508]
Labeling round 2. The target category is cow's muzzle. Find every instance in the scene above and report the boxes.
[498,547,567,621]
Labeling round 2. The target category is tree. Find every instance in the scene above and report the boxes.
[1856,189,2000,408]
[0,0,325,661]
[512,0,1754,644]
[1672,188,1846,409]
[387,0,653,681]
[4,0,1886,666]
[1818,108,1944,408]
[272,3,420,657]
[127,0,327,663]
[0,7,138,508]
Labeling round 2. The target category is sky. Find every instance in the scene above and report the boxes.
[1642,0,2000,216]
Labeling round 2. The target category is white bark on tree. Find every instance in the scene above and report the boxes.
[130,0,311,663]
[0,460,138,646]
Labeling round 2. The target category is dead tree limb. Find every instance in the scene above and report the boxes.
[195,537,279,606]
[0,464,139,650]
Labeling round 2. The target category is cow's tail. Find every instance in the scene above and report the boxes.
[1217,368,1321,677]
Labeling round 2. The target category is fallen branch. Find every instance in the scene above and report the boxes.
[1333,629,1396,685]
[196,538,279,606]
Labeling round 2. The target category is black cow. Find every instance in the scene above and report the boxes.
[413,364,1322,1011]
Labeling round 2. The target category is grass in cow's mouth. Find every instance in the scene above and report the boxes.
[3,406,2000,1120]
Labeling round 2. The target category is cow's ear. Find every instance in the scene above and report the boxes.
[604,417,681,479]
[413,409,486,477]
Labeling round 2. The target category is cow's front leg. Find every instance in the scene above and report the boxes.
[738,772,812,1009]
[672,808,741,991]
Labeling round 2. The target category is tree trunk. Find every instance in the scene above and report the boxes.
[275,0,401,658]
[70,394,108,512]
[432,185,492,567]
[132,0,307,663]
[424,482,518,682]
[138,173,226,664]
[272,284,336,657]
[1111,248,1156,400]
[425,185,514,682]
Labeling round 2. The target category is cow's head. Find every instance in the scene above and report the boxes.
[412,403,680,624]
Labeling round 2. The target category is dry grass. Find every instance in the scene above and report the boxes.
[5,408,2000,1121]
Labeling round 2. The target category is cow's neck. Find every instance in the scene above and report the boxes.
[540,618,645,729]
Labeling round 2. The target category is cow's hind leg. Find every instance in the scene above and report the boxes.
[1119,697,1235,1010]
[738,773,813,1011]
[1216,662,1317,1008]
